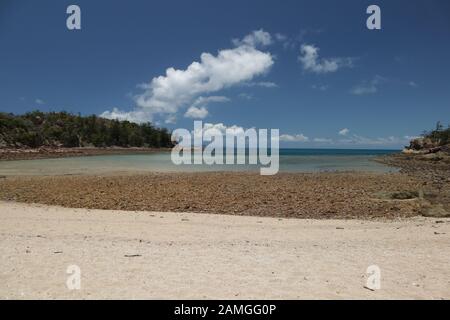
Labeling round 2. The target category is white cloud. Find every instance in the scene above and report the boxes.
[350,85,377,95]
[339,128,350,136]
[174,122,248,146]
[280,134,309,142]
[184,106,209,119]
[101,30,274,123]
[192,95,230,108]
[238,93,254,100]
[243,81,278,88]
[404,135,420,140]
[100,107,153,123]
[184,96,230,119]
[299,44,353,74]
[277,29,324,51]
[350,75,386,95]
[337,134,410,146]
[134,45,272,114]
[314,138,332,143]
[165,115,177,124]
[35,98,45,105]
[232,29,272,47]
[203,123,246,136]
[351,77,418,95]
[276,130,412,147]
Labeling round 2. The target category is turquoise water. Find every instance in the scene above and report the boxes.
[0,149,399,176]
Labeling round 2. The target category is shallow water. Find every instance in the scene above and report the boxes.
[0,149,399,176]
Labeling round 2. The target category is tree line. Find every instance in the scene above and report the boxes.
[0,111,173,148]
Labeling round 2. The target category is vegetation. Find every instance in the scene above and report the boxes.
[409,121,450,150]
[0,111,173,148]
[422,121,450,146]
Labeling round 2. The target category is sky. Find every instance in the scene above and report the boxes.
[1,0,449,149]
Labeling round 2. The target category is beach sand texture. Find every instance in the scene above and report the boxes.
[1,201,449,299]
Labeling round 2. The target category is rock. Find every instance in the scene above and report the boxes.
[402,148,420,154]
[0,138,8,148]
[422,204,450,218]
[391,191,420,200]
[422,153,444,161]
[408,137,439,151]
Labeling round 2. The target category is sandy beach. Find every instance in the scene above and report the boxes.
[0,201,449,299]
[0,155,448,300]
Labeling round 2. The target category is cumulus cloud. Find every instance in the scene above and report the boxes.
[201,122,246,136]
[232,29,272,47]
[299,44,353,74]
[189,96,230,110]
[101,30,274,123]
[184,96,230,119]
[174,122,281,150]
[173,122,249,146]
[184,106,209,119]
[280,134,309,142]
[134,45,272,115]
[100,107,153,123]
[339,128,350,136]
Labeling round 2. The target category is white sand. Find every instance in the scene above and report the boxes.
[0,201,449,300]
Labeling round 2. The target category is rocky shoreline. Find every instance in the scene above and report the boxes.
[0,171,435,220]
[0,148,448,219]
[376,152,450,185]
[375,152,450,217]
[0,147,171,161]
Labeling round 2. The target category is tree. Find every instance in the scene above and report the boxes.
[0,111,173,149]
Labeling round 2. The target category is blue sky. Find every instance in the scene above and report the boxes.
[1,0,449,148]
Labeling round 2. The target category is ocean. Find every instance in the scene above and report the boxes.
[0,148,400,176]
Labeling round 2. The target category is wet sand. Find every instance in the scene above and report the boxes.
[0,201,449,299]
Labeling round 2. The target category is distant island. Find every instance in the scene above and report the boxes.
[0,111,174,160]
